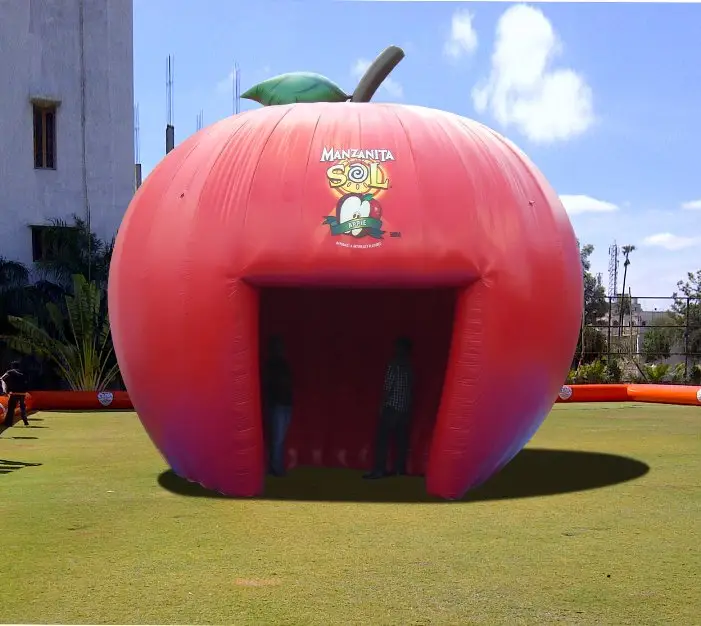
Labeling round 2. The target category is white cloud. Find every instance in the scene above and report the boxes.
[642,233,701,251]
[444,10,478,60]
[472,4,594,144]
[351,59,403,99]
[681,199,701,210]
[560,194,619,215]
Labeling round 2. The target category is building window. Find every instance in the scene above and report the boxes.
[30,224,77,262]
[33,103,57,169]
[31,225,50,261]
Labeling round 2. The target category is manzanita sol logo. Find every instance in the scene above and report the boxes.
[320,147,400,249]
[558,385,573,401]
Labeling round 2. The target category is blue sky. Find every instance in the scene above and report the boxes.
[133,1,701,305]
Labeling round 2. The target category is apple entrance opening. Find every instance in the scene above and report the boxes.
[259,286,457,474]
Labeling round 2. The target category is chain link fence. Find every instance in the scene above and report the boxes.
[573,296,701,383]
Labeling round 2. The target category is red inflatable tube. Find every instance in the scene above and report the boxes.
[556,384,701,405]
[27,391,132,411]
[556,384,629,403]
[0,391,133,416]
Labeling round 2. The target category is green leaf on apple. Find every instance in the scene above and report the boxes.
[241,72,350,106]
[362,194,375,202]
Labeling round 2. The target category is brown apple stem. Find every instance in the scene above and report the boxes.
[351,46,405,103]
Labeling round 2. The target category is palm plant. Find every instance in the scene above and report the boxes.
[33,215,114,292]
[0,257,31,327]
[617,244,636,334]
[2,274,119,391]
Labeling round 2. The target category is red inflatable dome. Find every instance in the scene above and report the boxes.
[109,93,582,500]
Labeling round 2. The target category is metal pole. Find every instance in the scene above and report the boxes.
[607,295,612,364]
[684,296,690,380]
[79,0,91,283]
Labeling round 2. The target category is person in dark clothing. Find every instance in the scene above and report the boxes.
[1,361,29,427]
[364,337,414,479]
[262,336,293,477]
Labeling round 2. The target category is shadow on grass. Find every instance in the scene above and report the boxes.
[0,415,45,437]
[157,448,650,503]
[0,425,44,438]
[0,458,43,476]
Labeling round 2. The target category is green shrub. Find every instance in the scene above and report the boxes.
[606,359,622,383]
[689,364,701,386]
[641,363,672,383]
[570,359,608,384]
[670,363,686,383]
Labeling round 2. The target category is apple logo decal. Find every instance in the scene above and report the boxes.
[337,194,368,236]
[97,391,114,407]
[334,193,383,238]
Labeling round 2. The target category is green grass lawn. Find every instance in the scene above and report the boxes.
[1,403,699,625]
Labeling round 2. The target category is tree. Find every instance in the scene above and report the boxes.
[573,325,608,366]
[616,294,632,316]
[578,241,608,325]
[572,241,609,367]
[671,269,701,364]
[2,274,119,391]
[641,318,677,363]
[618,244,636,332]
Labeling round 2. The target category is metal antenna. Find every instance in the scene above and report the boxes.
[234,62,241,114]
[134,103,140,163]
[166,55,175,153]
[134,103,142,189]
[196,109,203,131]
[608,241,619,297]
[166,55,174,125]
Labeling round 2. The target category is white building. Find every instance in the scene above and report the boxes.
[0,0,134,268]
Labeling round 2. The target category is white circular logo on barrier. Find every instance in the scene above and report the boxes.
[558,385,573,401]
[97,391,114,407]
[697,389,701,404]
[0,404,5,417]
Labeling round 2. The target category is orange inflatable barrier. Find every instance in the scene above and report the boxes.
[1,386,699,423]
[557,384,701,406]
[624,384,701,406]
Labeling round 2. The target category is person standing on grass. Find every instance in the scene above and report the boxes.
[364,337,414,480]
[262,336,293,477]
[1,361,30,428]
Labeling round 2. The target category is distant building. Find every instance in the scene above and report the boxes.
[0,0,134,268]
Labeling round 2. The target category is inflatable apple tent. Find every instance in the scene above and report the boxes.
[109,46,583,500]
